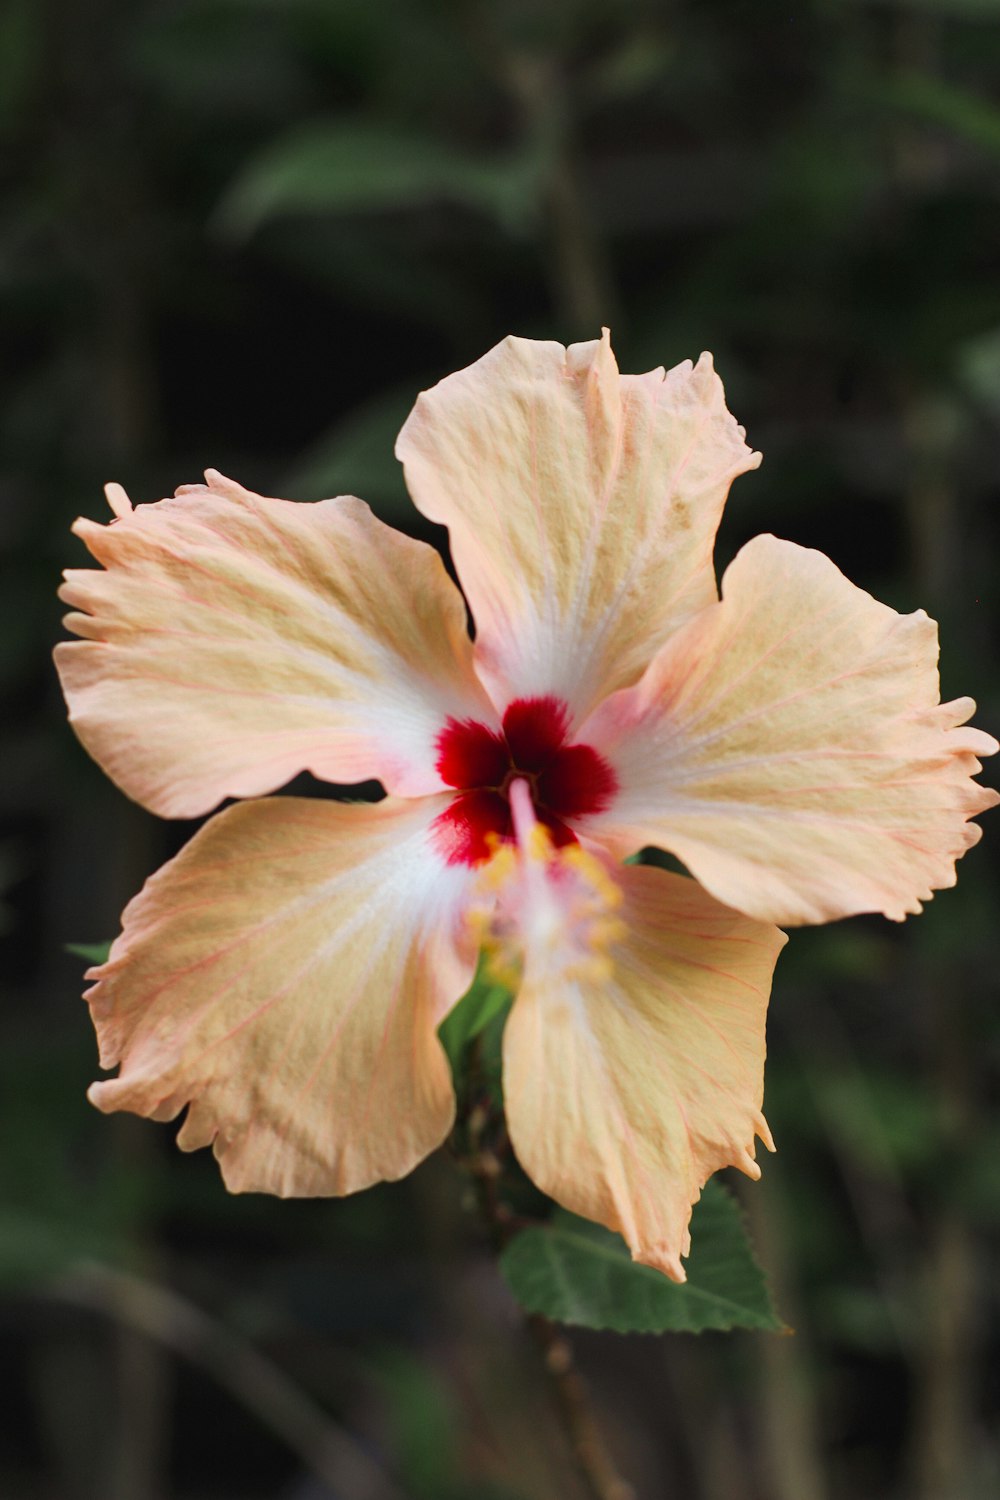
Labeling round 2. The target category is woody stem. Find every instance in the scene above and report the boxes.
[463,1051,636,1500]
[525,1315,637,1500]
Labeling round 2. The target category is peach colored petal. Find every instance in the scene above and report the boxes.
[55,471,495,818]
[502,862,785,1281]
[583,535,999,926]
[395,331,759,723]
[84,794,476,1196]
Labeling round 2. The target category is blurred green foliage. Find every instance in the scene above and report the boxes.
[3,0,1000,1496]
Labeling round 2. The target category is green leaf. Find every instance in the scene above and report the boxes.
[438,955,512,1075]
[626,845,690,877]
[65,940,112,965]
[215,120,544,240]
[500,1180,783,1334]
[884,71,1000,157]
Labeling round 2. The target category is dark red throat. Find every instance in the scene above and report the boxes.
[433,694,617,865]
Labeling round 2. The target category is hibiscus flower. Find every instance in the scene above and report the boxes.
[55,332,997,1281]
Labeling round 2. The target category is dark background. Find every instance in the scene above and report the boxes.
[3,1,1000,1497]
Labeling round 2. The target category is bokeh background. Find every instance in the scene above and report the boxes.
[3,1,1000,1497]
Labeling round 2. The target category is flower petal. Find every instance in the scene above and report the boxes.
[503,864,784,1281]
[84,794,476,1196]
[396,332,759,720]
[584,535,999,925]
[56,472,494,817]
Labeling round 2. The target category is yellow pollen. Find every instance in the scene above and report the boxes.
[467,829,625,990]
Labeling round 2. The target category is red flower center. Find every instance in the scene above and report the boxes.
[433,695,618,865]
